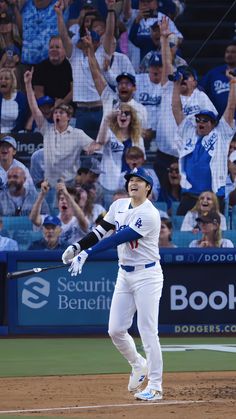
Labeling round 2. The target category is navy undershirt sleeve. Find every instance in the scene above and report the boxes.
[85,227,142,257]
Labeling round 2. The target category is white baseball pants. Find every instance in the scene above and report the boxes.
[108,263,163,392]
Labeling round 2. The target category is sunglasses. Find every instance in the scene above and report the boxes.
[120,111,131,117]
[195,116,211,123]
[168,167,179,174]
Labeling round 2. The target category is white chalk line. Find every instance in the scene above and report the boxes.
[0,400,225,415]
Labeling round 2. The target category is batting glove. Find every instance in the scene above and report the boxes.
[62,243,81,265]
[68,251,89,276]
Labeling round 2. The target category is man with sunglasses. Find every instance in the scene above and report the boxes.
[153,17,217,187]
[171,70,236,215]
[81,32,148,131]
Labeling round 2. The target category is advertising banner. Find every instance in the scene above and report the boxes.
[7,249,236,335]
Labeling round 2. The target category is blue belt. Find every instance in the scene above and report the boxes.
[120,262,156,272]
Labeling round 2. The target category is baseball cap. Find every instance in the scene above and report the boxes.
[124,167,153,188]
[0,135,16,149]
[148,53,162,67]
[37,96,55,106]
[229,150,236,163]
[116,72,136,86]
[177,65,198,81]
[196,211,220,225]
[195,109,218,122]
[89,158,104,175]
[43,216,62,227]
[37,96,55,107]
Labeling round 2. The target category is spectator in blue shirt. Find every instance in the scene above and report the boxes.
[199,41,236,118]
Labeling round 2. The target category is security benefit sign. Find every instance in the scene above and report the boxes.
[160,263,236,335]
[17,262,117,326]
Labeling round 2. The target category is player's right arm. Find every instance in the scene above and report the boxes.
[62,219,115,264]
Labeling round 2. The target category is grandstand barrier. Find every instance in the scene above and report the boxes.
[1,249,235,336]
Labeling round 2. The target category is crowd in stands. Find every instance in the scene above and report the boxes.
[0,0,235,251]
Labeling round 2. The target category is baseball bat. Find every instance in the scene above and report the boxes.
[7,264,66,280]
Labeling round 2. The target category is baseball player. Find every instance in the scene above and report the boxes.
[62,167,164,401]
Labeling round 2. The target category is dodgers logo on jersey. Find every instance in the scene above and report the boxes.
[135,218,142,228]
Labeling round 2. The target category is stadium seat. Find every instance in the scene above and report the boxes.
[154,201,168,213]
[171,201,180,216]
[2,216,33,232]
[222,231,236,246]
[172,215,185,230]
[172,231,201,247]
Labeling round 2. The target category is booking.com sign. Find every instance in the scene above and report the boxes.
[22,277,50,309]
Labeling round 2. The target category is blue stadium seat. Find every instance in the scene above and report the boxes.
[222,231,236,246]
[171,201,180,216]
[154,201,168,213]
[172,231,201,247]
[2,216,33,232]
[172,215,185,230]
[230,206,236,230]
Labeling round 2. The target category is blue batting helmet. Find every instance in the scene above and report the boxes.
[124,167,153,195]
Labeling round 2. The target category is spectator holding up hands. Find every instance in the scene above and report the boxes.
[55,0,116,138]
[24,68,95,188]
[171,69,236,215]
[29,179,89,245]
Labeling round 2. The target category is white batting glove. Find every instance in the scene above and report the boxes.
[62,243,81,265]
[68,251,89,276]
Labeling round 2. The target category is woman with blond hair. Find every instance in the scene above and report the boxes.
[0,67,28,132]
[189,211,233,248]
[88,103,145,208]
[181,190,227,232]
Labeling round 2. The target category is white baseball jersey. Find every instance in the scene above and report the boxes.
[157,82,218,156]
[69,44,106,102]
[135,73,162,130]
[104,197,161,266]
[99,130,145,191]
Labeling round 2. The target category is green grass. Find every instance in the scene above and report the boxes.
[0,337,235,378]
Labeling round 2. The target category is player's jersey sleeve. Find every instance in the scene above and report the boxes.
[103,200,118,226]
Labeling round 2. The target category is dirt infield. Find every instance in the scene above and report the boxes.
[0,371,236,418]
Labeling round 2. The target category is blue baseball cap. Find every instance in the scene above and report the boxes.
[116,72,136,86]
[0,135,16,149]
[195,109,218,122]
[43,216,61,227]
[148,53,162,67]
[37,96,55,107]
[124,167,153,189]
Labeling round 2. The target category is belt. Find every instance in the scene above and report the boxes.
[120,262,156,272]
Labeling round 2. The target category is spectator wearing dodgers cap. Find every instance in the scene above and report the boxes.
[171,67,236,215]
[28,215,67,250]
[0,135,36,191]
